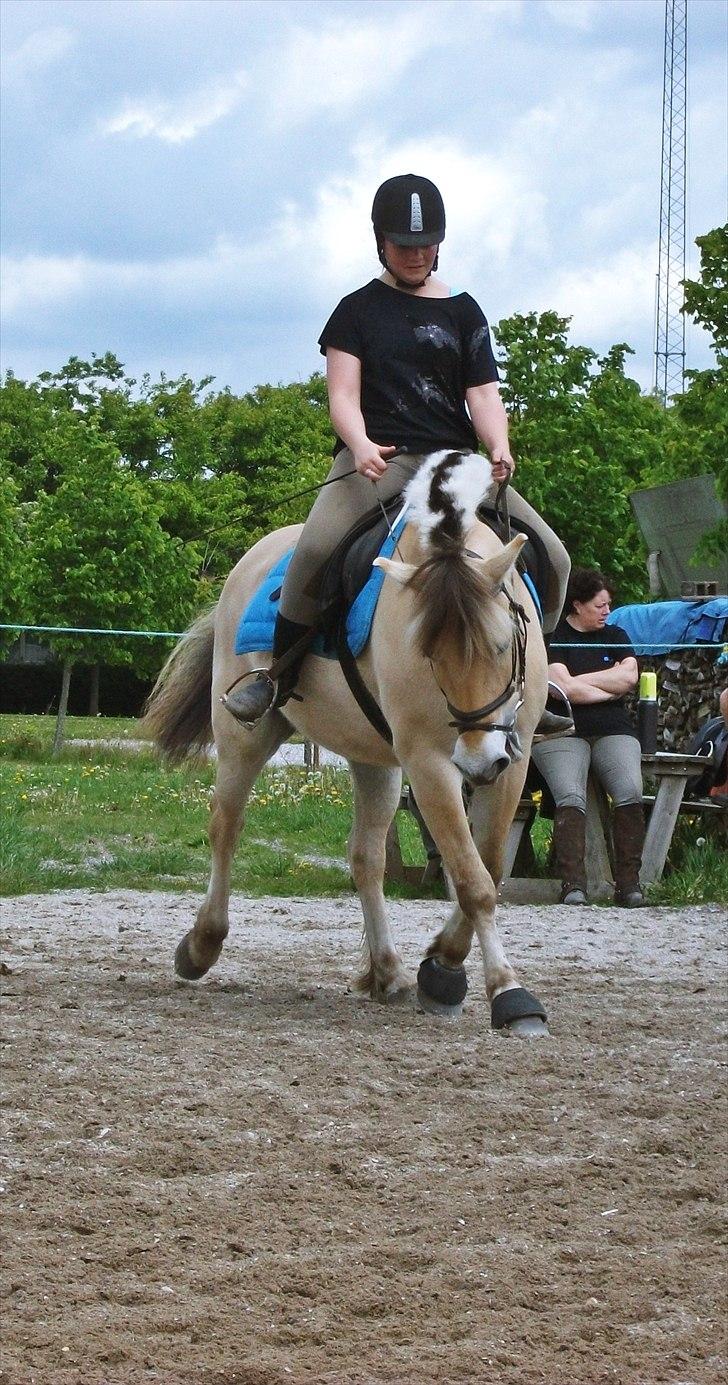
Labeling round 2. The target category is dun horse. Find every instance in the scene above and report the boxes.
[143,451,550,1035]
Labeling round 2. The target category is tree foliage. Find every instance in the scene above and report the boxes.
[24,417,200,675]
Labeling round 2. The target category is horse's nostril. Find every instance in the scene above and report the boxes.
[463,755,511,786]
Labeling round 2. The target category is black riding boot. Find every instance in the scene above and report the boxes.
[222,614,314,726]
[553,805,587,904]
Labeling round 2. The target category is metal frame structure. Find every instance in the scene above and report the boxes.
[654,0,688,402]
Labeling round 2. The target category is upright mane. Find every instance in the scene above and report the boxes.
[403,451,510,666]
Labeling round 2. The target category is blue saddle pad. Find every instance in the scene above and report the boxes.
[234,515,543,659]
[235,512,408,659]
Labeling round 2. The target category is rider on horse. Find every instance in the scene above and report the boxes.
[224,173,571,727]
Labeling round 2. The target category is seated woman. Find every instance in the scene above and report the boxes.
[531,567,645,907]
[224,172,570,725]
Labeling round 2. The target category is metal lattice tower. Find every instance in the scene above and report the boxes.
[654,0,688,402]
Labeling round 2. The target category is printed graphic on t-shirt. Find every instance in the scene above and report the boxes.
[414,323,459,351]
[415,375,451,408]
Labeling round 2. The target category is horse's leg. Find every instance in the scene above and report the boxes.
[175,712,291,980]
[347,761,410,1002]
[467,759,529,888]
[405,755,548,1034]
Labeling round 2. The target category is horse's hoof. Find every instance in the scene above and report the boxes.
[490,986,548,1037]
[379,982,413,1006]
[417,956,468,1018]
[416,988,464,1020]
[503,1015,550,1039]
[174,934,210,981]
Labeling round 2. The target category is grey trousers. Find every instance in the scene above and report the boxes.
[531,733,644,813]
[279,447,570,632]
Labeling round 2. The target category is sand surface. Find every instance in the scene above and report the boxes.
[1,890,726,1385]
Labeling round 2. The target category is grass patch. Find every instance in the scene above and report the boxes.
[649,815,728,904]
[2,715,725,903]
[0,712,150,760]
[0,715,431,898]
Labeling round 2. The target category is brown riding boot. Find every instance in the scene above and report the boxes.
[553,805,587,904]
[612,802,645,907]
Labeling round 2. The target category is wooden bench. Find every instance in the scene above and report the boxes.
[385,752,725,900]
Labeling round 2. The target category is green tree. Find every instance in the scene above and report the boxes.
[681,225,727,353]
[25,417,200,749]
[633,226,728,561]
[0,461,33,646]
[494,314,673,599]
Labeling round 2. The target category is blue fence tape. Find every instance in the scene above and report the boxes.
[1,623,182,639]
[1,623,727,652]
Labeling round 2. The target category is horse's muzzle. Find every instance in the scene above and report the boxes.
[452,732,511,785]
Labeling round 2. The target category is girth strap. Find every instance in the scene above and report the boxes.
[336,615,393,744]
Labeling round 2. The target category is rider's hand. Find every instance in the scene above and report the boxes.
[353,442,398,481]
[490,447,515,484]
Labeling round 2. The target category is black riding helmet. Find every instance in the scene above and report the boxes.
[372,174,446,284]
[371,174,446,245]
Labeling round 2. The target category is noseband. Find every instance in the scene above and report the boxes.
[441,588,529,759]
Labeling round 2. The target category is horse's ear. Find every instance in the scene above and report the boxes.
[373,556,417,586]
[481,534,528,586]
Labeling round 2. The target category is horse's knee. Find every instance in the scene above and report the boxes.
[450,875,497,920]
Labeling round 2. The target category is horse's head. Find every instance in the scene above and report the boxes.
[375,531,529,785]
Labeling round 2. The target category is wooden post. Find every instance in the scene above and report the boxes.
[52,658,74,756]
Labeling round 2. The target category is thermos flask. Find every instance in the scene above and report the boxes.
[638,671,658,754]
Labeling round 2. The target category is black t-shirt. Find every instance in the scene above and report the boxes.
[318,279,499,454]
[549,619,639,739]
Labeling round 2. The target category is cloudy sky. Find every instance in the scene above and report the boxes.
[2,0,725,396]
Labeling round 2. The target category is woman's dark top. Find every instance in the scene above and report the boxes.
[318,279,499,454]
[549,619,639,739]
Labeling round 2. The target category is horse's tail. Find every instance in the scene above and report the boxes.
[141,606,216,762]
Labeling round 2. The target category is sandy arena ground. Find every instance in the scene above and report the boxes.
[0,890,726,1385]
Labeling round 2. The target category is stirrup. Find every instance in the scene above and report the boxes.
[533,681,574,742]
[221,668,277,727]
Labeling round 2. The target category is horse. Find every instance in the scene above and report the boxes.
[142,450,550,1036]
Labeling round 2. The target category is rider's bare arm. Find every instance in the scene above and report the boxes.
[325,348,397,479]
[577,657,639,696]
[466,382,514,483]
[547,661,613,705]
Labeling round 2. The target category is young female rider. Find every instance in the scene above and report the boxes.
[224,173,570,725]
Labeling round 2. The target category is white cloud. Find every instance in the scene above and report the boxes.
[101,69,247,144]
[272,136,547,295]
[265,12,439,126]
[1,253,88,317]
[536,242,659,344]
[544,1,598,31]
[1,25,74,86]
[1,133,546,330]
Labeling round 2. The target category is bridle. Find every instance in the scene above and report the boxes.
[439,583,529,761]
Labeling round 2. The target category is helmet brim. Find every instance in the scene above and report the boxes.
[383,230,444,247]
